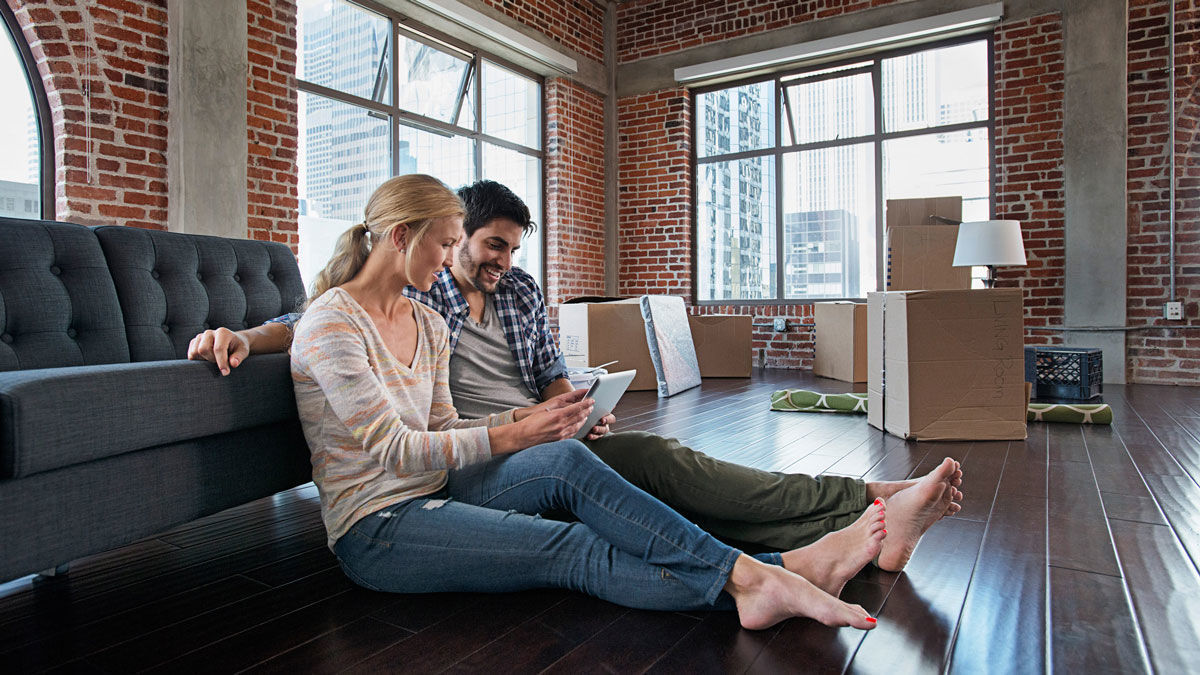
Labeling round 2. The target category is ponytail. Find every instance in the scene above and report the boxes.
[305,174,463,307]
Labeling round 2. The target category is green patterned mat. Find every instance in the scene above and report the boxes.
[770,389,1112,425]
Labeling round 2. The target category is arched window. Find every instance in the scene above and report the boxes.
[0,4,52,220]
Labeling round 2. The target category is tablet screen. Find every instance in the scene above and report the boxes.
[574,369,637,439]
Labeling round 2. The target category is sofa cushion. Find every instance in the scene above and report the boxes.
[0,218,130,371]
[94,227,306,361]
[0,353,297,478]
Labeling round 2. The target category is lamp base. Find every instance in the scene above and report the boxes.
[982,264,996,288]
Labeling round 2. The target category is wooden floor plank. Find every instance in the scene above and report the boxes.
[1047,436,1122,577]
[539,609,701,674]
[246,617,413,675]
[1109,518,1200,674]
[1048,566,1149,674]
[85,568,354,672]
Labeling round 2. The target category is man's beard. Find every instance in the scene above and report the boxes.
[459,248,504,293]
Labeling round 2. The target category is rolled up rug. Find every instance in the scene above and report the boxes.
[770,389,1112,425]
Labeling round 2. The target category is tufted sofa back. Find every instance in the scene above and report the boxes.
[95,226,305,360]
[0,218,131,371]
[0,217,306,370]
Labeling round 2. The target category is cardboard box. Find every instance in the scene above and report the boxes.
[688,315,752,378]
[885,196,962,230]
[866,289,1027,441]
[885,197,971,291]
[558,299,658,391]
[813,302,867,383]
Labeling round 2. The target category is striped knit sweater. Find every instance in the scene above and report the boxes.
[291,287,515,548]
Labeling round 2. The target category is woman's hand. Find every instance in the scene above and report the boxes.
[491,388,593,455]
[187,327,250,376]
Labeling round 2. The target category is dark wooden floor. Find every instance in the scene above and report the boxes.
[4,369,1200,673]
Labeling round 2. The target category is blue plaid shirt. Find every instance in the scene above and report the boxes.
[272,266,567,397]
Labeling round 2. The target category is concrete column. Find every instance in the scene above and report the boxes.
[167,0,248,238]
[1062,0,1128,382]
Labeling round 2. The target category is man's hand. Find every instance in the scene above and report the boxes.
[583,413,616,441]
[187,327,250,376]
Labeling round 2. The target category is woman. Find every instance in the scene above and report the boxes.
[291,174,883,631]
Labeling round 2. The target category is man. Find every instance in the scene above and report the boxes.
[189,180,961,560]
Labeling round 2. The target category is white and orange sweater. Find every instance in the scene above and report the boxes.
[291,287,515,548]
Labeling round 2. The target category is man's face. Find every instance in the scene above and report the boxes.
[453,217,525,293]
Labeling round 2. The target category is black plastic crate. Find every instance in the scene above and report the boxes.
[1023,346,1103,400]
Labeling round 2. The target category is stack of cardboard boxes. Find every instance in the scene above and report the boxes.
[813,197,1027,441]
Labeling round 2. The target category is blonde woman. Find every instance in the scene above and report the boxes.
[291,174,885,631]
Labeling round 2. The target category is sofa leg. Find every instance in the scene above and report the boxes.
[37,563,70,578]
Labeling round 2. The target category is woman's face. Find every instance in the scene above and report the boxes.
[404,215,463,292]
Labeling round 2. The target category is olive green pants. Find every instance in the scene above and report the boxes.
[583,431,868,552]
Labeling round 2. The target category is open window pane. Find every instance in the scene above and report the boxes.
[0,19,40,219]
[883,128,991,221]
[298,0,390,104]
[482,61,540,149]
[396,123,475,190]
[696,156,777,301]
[782,72,873,146]
[883,41,989,133]
[396,31,471,124]
[482,143,542,284]
[297,92,391,290]
[696,81,774,159]
[782,144,876,298]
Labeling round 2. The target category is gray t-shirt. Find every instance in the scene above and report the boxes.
[450,295,540,419]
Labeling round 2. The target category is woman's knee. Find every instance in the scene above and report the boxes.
[526,439,605,475]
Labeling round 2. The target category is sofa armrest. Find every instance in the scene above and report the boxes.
[0,353,298,478]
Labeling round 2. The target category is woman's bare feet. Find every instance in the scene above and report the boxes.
[867,460,963,516]
[779,499,886,597]
[875,457,961,572]
[725,555,878,631]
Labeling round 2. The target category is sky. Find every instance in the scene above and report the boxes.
[0,26,38,185]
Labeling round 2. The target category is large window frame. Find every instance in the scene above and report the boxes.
[1,2,54,220]
[691,33,995,305]
[296,0,546,286]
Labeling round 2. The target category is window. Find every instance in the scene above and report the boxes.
[0,5,48,220]
[694,37,991,302]
[296,0,543,290]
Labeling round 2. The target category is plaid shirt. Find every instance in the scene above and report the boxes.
[403,267,566,397]
[273,267,566,397]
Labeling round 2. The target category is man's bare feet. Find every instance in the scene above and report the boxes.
[725,556,878,631]
[875,457,961,572]
[779,499,886,597]
[867,459,964,516]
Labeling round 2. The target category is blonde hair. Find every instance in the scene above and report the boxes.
[308,174,464,304]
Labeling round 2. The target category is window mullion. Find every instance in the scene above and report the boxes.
[391,17,400,177]
[872,58,884,293]
[775,78,784,302]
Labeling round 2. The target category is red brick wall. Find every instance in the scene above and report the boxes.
[1126,0,1200,383]
[992,13,1066,346]
[8,0,168,229]
[616,88,691,297]
[480,0,605,63]
[617,0,907,64]
[246,0,298,247]
[693,304,816,369]
[545,78,606,304]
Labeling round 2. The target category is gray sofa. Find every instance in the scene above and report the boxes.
[0,217,313,582]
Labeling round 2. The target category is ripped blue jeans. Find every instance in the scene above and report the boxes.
[332,439,784,611]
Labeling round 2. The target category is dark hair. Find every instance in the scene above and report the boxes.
[457,180,536,238]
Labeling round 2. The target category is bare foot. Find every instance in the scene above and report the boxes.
[867,460,963,516]
[875,457,960,572]
[780,499,886,597]
[726,556,878,631]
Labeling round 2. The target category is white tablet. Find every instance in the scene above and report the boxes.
[574,369,637,439]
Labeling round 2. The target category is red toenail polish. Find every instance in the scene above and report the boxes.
[866,617,877,623]
[874,498,882,505]
[883,529,887,535]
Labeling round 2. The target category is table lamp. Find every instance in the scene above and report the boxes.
[952,220,1026,288]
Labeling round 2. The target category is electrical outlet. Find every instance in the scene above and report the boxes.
[773,317,788,332]
[1165,301,1184,320]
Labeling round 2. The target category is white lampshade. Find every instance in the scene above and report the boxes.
[953,220,1027,267]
